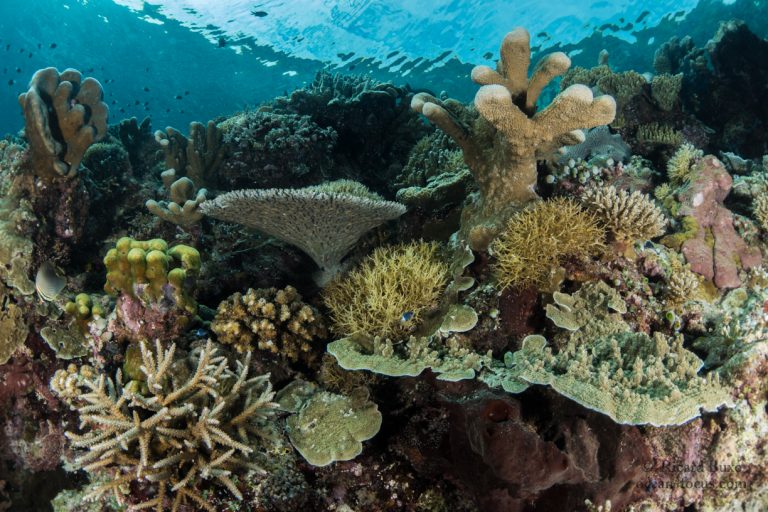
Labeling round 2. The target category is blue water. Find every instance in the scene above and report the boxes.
[1,0,766,137]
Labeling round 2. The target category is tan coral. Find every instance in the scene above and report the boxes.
[18,67,108,178]
[581,185,667,243]
[155,120,224,188]
[753,194,768,232]
[667,142,703,185]
[664,267,701,309]
[211,285,327,361]
[52,339,278,512]
[146,169,208,228]
[411,27,616,250]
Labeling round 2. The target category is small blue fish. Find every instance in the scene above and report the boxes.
[194,328,209,338]
[400,311,414,322]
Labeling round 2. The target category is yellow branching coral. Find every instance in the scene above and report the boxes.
[211,285,327,361]
[492,198,604,290]
[51,339,278,512]
[581,186,667,242]
[323,242,449,338]
[667,142,703,185]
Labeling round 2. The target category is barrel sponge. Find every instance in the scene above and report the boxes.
[18,67,109,178]
[103,237,200,313]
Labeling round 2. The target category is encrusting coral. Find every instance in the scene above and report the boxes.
[0,285,27,365]
[411,27,616,250]
[581,185,667,244]
[322,242,449,339]
[51,339,279,512]
[200,180,406,285]
[146,169,208,228]
[18,67,109,178]
[492,197,604,290]
[211,285,327,361]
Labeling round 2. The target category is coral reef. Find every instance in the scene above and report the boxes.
[18,67,108,178]
[412,27,616,249]
[146,169,207,229]
[211,285,327,361]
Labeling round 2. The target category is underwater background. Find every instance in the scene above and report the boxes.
[1,0,768,511]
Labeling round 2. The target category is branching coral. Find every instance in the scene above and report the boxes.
[491,198,604,290]
[411,27,616,249]
[18,67,109,178]
[211,285,327,361]
[146,169,207,228]
[155,121,224,188]
[581,186,667,243]
[200,181,406,284]
[322,242,449,339]
[51,339,278,511]
[667,143,703,185]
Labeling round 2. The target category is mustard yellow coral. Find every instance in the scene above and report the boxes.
[581,186,666,242]
[323,242,449,338]
[667,142,703,185]
[492,198,604,290]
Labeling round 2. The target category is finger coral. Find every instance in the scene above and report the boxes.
[18,67,108,178]
[211,285,327,361]
[581,185,667,243]
[322,242,449,339]
[155,120,224,188]
[200,181,406,285]
[492,198,604,290]
[411,27,616,249]
[51,339,278,511]
[146,169,208,228]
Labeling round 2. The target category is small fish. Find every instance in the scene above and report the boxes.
[194,328,208,337]
[184,90,189,95]
[37,43,41,49]
[143,86,150,92]
[217,37,227,48]
[251,10,267,17]
[175,95,182,100]
[7,79,13,86]
[400,311,414,322]
[50,42,57,49]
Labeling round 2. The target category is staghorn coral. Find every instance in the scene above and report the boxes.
[154,120,224,189]
[211,285,327,361]
[411,27,616,250]
[51,339,278,512]
[491,197,604,290]
[667,142,703,185]
[636,123,684,146]
[146,169,207,229]
[18,67,109,178]
[581,185,667,243]
[200,181,406,285]
[664,267,701,310]
[323,242,449,339]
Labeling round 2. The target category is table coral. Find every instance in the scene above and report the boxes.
[411,27,616,250]
[211,285,327,362]
[18,67,108,179]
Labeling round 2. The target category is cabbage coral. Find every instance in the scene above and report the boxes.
[492,198,604,290]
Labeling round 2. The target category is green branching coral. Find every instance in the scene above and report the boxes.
[581,186,667,243]
[211,285,327,361]
[667,143,703,185]
[323,242,449,338]
[492,198,604,290]
[286,389,382,467]
[103,237,200,314]
[51,339,279,512]
[637,123,684,146]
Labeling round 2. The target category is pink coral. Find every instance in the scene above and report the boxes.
[677,155,761,288]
